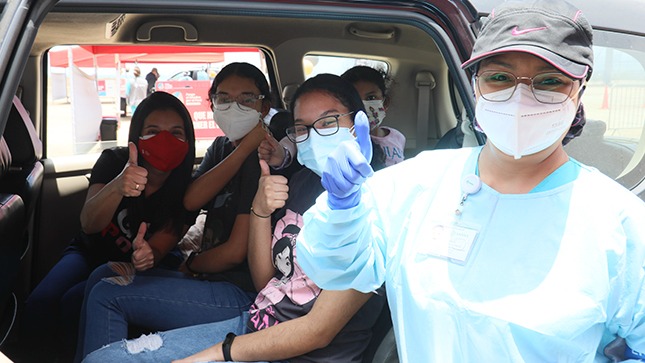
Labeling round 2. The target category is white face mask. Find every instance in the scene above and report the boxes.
[363,100,386,130]
[476,84,577,159]
[297,127,355,176]
[213,104,261,141]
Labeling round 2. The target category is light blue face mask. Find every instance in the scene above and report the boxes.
[297,127,355,176]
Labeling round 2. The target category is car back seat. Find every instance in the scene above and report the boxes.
[0,136,26,347]
[363,293,399,363]
[0,95,44,223]
[0,96,44,346]
[564,119,633,179]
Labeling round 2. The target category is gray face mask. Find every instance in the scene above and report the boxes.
[213,104,260,141]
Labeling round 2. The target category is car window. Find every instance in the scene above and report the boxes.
[303,54,389,79]
[563,31,645,189]
[46,45,269,158]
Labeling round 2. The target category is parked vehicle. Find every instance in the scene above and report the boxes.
[0,0,643,362]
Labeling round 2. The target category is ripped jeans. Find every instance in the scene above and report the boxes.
[78,263,256,361]
[82,312,268,362]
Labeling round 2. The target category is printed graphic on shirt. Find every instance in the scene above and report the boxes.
[101,207,134,254]
[248,209,321,331]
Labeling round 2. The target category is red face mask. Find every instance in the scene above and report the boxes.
[138,130,189,172]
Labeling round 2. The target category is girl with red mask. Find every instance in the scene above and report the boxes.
[22,91,196,363]
[76,62,273,362]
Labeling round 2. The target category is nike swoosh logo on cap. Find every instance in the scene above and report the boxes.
[511,26,547,36]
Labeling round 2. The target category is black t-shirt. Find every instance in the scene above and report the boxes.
[71,147,186,268]
[193,137,260,291]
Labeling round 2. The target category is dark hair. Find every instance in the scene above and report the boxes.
[290,73,365,122]
[273,235,295,279]
[340,65,389,98]
[207,62,271,108]
[127,91,196,236]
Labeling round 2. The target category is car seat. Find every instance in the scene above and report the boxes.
[564,119,633,179]
[0,136,26,347]
[363,292,399,363]
[0,96,44,346]
[0,96,44,224]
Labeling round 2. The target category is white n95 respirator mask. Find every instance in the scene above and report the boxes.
[475,84,577,159]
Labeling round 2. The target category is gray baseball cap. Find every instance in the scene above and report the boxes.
[462,0,594,80]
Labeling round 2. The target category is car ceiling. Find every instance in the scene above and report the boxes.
[469,0,645,36]
[27,1,471,151]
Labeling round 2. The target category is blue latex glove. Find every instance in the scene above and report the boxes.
[322,110,374,210]
[625,345,645,361]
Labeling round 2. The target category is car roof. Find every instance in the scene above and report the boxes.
[469,0,645,36]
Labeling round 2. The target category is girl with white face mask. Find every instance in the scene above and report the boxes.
[80,73,384,363]
[341,65,406,168]
[297,1,645,361]
[182,61,271,277]
[75,63,274,362]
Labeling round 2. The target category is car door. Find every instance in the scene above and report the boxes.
[0,0,60,348]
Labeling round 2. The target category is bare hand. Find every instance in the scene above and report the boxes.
[252,159,288,216]
[120,142,148,197]
[239,122,269,150]
[131,222,154,271]
[258,133,287,167]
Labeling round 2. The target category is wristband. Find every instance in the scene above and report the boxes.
[273,145,292,170]
[185,251,200,277]
[250,207,271,219]
[222,332,236,361]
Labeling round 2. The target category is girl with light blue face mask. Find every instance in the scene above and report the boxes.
[286,74,366,176]
[290,110,355,176]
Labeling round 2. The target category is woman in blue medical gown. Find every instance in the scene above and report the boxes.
[297,0,645,361]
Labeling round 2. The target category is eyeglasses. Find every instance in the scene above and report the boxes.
[211,93,265,111]
[475,71,580,104]
[286,112,354,143]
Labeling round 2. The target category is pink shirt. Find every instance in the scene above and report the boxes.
[371,126,406,166]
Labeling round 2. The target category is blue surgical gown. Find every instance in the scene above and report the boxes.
[297,147,645,362]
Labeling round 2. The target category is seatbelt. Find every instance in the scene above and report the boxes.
[415,71,436,153]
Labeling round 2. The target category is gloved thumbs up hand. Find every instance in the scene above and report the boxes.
[322,110,374,210]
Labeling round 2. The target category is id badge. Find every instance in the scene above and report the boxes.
[420,222,479,264]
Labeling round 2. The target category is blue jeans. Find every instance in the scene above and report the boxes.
[21,248,91,362]
[82,312,264,362]
[79,264,256,361]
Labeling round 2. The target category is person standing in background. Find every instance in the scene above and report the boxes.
[127,66,148,114]
[146,67,159,96]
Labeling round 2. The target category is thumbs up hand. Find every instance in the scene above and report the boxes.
[251,159,289,218]
[131,222,154,271]
[119,142,148,197]
[322,111,374,210]
[258,133,287,168]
